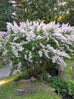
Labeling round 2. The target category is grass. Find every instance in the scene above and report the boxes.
[0,59,3,68]
[0,74,61,99]
[0,59,8,69]
[65,56,74,79]
[0,55,74,99]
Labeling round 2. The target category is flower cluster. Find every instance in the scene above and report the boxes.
[0,20,74,72]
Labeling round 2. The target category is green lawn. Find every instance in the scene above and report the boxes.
[0,56,74,99]
[0,59,3,68]
[65,56,74,79]
[0,59,8,69]
[0,75,61,99]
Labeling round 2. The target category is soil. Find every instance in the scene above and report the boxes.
[62,94,74,99]
[55,91,74,99]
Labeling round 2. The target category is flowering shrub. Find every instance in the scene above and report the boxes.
[0,21,74,75]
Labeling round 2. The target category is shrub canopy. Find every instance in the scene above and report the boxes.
[0,21,74,74]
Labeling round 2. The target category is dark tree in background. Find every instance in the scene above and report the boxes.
[0,0,73,31]
[16,0,74,26]
[60,0,74,26]
[0,0,13,31]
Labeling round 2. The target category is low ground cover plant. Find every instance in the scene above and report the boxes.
[48,77,74,98]
[0,21,74,76]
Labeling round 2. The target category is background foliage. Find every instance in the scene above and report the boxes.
[0,0,73,31]
[16,0,74,26]
[0,0,14,31]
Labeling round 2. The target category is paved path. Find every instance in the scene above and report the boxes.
[0,66,18,80]
[0,66,11,80]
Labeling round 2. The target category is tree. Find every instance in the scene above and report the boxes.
[0,0,13,31]
[16,0,74,25]
[60,0,74,26]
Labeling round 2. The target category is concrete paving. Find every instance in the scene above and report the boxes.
[0,66,18,80]
[0,66,11,80]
